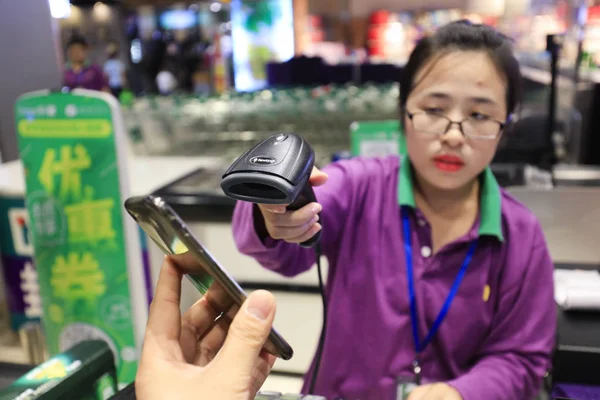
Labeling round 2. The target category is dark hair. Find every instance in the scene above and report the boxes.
[399,20,521,119]
[67,36,88,49]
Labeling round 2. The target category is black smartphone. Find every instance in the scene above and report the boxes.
[124,194,294,360]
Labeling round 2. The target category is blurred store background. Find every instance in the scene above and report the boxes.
[0,0,600,398]
[0,0,598,168]
[26,0,599,168]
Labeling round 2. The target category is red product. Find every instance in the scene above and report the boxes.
[370,10,390,25]
[308,15,324,44]
[589,6,600,22]
[368,10,391,57]
[368,26,385,56]
[309,15,322,28]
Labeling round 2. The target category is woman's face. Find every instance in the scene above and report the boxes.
[68,44,87,64]
[404,51,508,192]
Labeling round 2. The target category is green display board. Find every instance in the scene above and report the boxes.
[15,91,138,386]
[350,120,407,157]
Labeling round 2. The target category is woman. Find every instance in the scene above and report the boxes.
[232,21,556,400]
[63,36,109,93]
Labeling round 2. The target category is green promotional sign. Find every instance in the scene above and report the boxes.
[15,91,137,385]
[350,120,407,157]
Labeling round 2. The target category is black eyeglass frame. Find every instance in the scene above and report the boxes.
[406,111,509,140]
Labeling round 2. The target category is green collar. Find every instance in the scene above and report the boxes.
[65,60,91,70]
[397,157,504,241]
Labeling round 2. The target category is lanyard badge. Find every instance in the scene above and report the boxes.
[402,211,478,383]
[412,358,422,385]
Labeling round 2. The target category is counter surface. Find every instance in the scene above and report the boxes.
[0,155,221,198]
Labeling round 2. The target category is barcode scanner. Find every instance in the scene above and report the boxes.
[220,133,321,248]
[221,133,327,395]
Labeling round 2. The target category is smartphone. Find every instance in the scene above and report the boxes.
[124,194,294,360]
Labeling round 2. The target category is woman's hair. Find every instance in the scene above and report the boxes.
[399,20,521,119]
[67,35,88,49]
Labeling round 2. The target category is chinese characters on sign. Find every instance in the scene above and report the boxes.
[50,253,106,303]
[30,197,61,244]
[20,262,42,318]
[35,144,117,300]
[65,195,116,245]
[39,144,91,202]
[16,92,138,385]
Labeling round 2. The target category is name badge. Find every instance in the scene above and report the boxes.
[396,377,419,400]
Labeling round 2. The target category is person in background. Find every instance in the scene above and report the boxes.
[63,36,110,93]
[134,256,278,400]
[232,21,556,400]
[103,42,127,99]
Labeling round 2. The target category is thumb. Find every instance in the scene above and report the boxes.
[214,290,276,375]
[309,166,328,187]
[406,384,432,400]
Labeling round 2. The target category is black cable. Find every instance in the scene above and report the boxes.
[308,242,327,395]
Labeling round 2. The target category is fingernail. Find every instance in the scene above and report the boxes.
[246,290,274,321]
[312,204,322,214]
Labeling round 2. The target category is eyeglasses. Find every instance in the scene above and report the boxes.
[406,111,506,140]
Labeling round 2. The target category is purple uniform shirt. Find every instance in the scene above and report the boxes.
[63,62,108,91]
[232,155,556,400]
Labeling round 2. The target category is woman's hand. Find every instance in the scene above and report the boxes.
[136,256,277,400]
[257,167,328,244]
[407,383,463,400]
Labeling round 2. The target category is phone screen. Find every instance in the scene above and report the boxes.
[125,195,294,360]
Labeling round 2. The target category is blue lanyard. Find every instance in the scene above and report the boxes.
[402,211,477,381]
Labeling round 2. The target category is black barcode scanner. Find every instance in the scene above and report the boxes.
[220,133,321,248]
[221,133,327,396]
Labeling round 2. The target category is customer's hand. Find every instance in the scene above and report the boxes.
[136,256,277,400]
[258,167,328,244]
[407,383,463,400]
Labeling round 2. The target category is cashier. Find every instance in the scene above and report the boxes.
[232,20,556,400]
